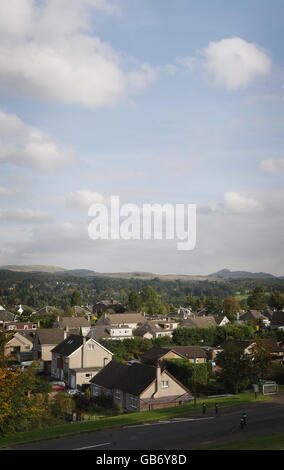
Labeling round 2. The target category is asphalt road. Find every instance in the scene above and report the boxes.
[11,400,284,450]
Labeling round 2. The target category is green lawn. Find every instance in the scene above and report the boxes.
[0,393,271,448]
[200,431,284,450]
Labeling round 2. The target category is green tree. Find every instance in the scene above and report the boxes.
[128,291,142,312]
[216,344,251,393]
[268,290,284,310]
[223,297,241,319]
[247,287,267,311]
[205,296,223,315]
[71,290,82,307]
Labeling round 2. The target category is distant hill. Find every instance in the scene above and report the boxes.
[0,265,67,273]
[0,265,281,280]
[57,269,97,276]
[208,268,276,280]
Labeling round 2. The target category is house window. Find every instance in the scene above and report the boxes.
[88,343,95,350]
[161,380,169,388]
[93,386,99,397]
[85,373,92,378]
[8,325,15,330]
[129,394,138,409]
[114,389,121,399]
[25,346,30,350]
[24,325,28,330]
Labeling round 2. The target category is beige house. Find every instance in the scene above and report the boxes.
[4,331,34,357]
[51,334,113,389]
[141,346,207,366]
[91,361,192,412]
[54,316,91,336]
[33,329,68,372]
[134,319,179,340]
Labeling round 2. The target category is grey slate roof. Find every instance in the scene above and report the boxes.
[51,334,84,356]
[36,328,67,345]
[141,346,207,365]
[0,310,17,322]
[90,361,130,389]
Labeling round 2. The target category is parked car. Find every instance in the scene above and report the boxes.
[51,381,66,391]
[66,389,85,396]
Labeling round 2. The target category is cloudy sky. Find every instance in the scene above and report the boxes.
[0,0,283,275]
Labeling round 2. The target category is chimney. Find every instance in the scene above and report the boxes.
[64,325,69,340]
[153,361,161,397]
[82,335,87,369]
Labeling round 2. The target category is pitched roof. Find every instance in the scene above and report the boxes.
[181,316,217,328]
[51,334,84,356]
[141,346,207,364]
[113,362,157,395]
[59,317,91,328]
[90,361,130,388]
[0,310,17,322]
[96,312,146,326]
[271,311,284,326]
[36,328,66,345]
[241,310,266,320]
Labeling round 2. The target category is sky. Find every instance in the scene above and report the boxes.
[0,0,283,275]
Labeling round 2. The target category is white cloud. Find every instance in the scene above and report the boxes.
[0,109,74,171]
[0,208,53,223]
[201,37,271,90]
[0,1,157,109]
[64,190,107,209]
[224,192,263,214]
[260,158,284,174]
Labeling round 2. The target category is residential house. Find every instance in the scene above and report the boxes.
[134,319,179,340]
[140,346,207,366]
[270,311,284,330]
[0,309,17,326]
[93,300,125,314]
[54,316,91,336]
[91,361,192,412]
[220,339,284,359]
[4,330,35,357]
[89,324,133,341]
[4,321,39,332]
[181,316,217,329]
[51,334,113,389]
[214,315,230,327]
[176,307,194,320]
[90,312,147,341]
[33,328,69,372]
[240,310,270,327]
[33,306,56,315]
[90,361,130,398]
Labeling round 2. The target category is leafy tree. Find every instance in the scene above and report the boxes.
[128,291,142,312]
[71,290,82,307]
[163,359,209,390]
[268,290,284,310]
[247,287,267,311]
[249,340,273,382]
[216,344,251,393]
[205,296,223,315]
[223,296,241,319]
[0,362,49,434]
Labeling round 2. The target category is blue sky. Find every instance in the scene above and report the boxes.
[0,0,283,275]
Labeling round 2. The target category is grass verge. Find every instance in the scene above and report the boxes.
[0,393,271,448]
[199,431,284,450]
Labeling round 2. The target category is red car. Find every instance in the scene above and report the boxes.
[51,381,66,391]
